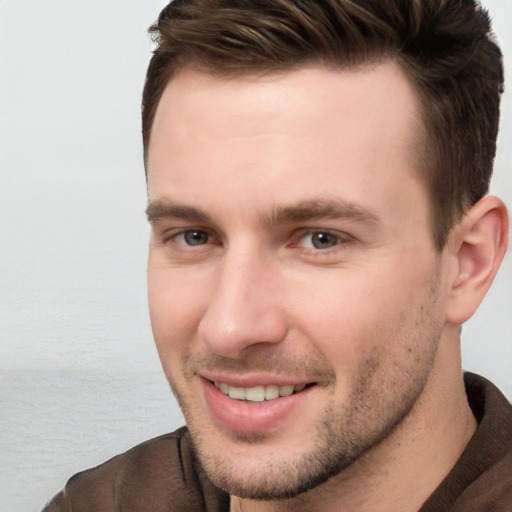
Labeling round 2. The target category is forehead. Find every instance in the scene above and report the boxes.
[147,63,427,226]
[150,62,421,147]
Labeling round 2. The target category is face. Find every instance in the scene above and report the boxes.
[146,63,448,499]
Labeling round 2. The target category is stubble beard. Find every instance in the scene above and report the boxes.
[167,342,439,501]
[164,276,443,500]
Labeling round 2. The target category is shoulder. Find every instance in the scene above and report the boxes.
[422,373,512,511]
[453,448,512,512]
[455,374,512,511]
[41,427,229,512]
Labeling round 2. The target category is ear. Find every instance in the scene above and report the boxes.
[445,195,509,325]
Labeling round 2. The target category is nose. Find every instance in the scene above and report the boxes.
[197,248,288,359]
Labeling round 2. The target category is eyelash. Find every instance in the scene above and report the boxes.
[292,229,351,251]
[164,228,352,254]
[172,229,215,246]
[162,228,218,248]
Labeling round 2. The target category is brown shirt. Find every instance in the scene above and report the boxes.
[42,373,512,512]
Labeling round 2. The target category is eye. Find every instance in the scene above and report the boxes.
[297,231,346,250]
[174,229,212,246]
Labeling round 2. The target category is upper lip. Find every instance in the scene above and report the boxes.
[199,371,315,388]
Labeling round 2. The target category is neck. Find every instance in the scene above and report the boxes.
[231,328,477,512]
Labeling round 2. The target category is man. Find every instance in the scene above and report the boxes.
[43,0,511,511]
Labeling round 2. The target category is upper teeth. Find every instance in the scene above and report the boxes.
[214,382,306,402]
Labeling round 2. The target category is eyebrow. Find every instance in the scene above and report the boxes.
[267,198,380,225]
[147,197,379,226]
[146,201,212,224]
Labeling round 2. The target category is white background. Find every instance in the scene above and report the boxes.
[0,1,511,510]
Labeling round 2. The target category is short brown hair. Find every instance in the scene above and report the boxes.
[142,0,504,249]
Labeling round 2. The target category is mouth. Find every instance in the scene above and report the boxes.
[213,381,313,402]
[201,378,318,432]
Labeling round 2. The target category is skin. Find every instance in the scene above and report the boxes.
[146,62,507,512]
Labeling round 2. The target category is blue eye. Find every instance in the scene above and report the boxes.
[175,230,211,246]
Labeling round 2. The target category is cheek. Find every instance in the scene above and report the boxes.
[291,263,438,374]
[147,261,211,361]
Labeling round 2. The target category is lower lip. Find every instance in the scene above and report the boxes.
[201,379,314,433]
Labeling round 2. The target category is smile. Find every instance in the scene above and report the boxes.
[202,378,317,432]
[213,381,308,402]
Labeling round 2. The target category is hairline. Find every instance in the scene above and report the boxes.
[144,56,451,253]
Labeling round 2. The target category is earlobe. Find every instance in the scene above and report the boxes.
[445,195,509,325]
